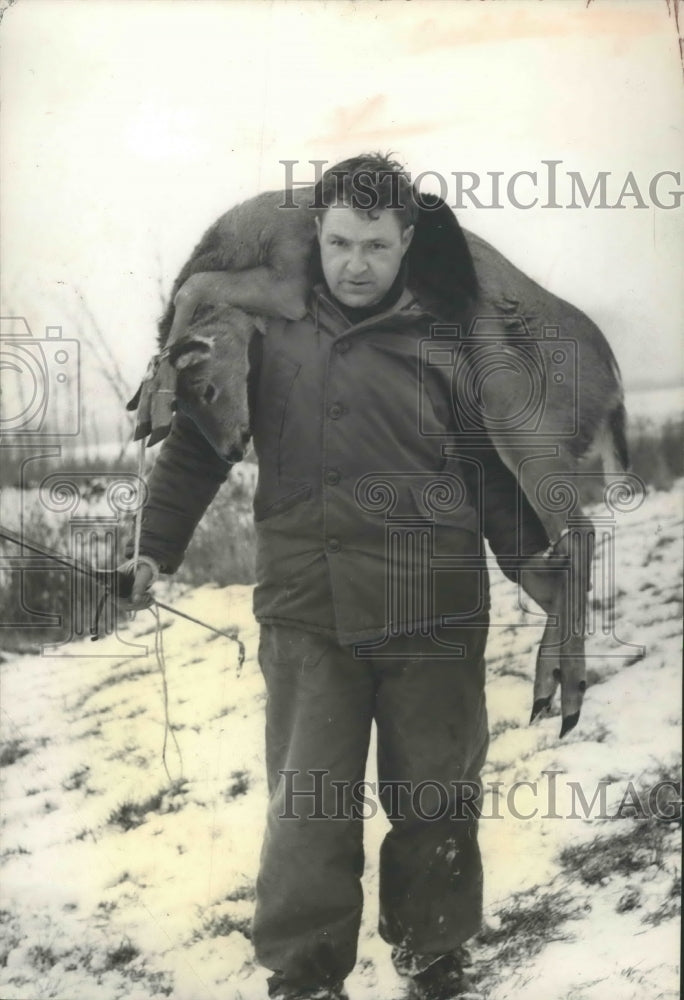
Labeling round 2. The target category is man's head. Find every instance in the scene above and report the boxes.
[314,154,416,309]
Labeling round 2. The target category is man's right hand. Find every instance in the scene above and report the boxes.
[128,561,156,610]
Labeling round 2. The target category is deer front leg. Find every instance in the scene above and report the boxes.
[556,524,594,736]
[531,614,560,724]
[520,549,562,725]
[168,267,309,347]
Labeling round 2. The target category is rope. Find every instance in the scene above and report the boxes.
[151,602,184,783]
[132,438,146,574]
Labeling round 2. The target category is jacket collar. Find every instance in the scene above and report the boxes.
[309,283,433,338]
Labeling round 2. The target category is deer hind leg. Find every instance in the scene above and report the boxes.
[531,523,594,736]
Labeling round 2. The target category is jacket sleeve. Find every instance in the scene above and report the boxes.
[443,351,551,576]
[127,328,263,574]
[127,410,233,574]
[477,444,551,580]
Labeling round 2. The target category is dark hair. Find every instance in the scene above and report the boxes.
[313,152,418,229]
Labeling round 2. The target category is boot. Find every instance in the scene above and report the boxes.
[394,946,482,1000]
[267,973,349,1000]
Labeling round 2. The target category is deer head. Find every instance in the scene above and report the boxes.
[168,307,261,463]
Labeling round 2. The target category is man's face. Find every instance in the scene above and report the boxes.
[315,205,414,309]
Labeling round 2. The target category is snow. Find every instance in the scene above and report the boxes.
[1,486,681,1000]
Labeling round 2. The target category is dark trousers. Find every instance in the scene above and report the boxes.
[251,619,489,989]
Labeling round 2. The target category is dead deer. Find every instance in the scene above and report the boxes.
[456,228,627,736]
[134,187,628,737]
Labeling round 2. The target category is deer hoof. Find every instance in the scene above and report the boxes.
[560,712,580,738]
[530,697,552,724]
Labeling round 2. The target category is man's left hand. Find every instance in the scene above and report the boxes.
[519,559,561,615]
[518,543,592,616]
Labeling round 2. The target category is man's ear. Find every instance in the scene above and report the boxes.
[314,216,322,241]
[401,224,415,257]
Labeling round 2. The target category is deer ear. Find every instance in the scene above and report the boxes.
[168,333,214,370]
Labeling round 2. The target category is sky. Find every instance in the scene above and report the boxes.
[1,0,683,441]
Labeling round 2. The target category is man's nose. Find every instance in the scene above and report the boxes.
[345,247,368,276]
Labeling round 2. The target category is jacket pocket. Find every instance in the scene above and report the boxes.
[253,346,301,461]
[253,350,311,520]
[254,349,300,442]
[275,358,302,485]
[253,483,312,522]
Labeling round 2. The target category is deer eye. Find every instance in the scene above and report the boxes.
[203,383,218,405]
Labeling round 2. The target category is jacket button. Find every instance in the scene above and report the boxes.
[324,469,341,485]
[335,340,350,354]
[327,537,341,552]
[328,403,343,419]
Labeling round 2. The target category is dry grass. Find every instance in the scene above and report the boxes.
[476,888,588,967]
[559,822,674,886]
[107,779,189,832]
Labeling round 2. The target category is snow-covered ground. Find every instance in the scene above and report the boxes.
[1,484,681,1000]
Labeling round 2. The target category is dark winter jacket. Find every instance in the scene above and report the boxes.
[137,284,550,644]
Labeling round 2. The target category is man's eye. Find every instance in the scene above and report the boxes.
[371,242,387,251]
[330,238,345,246]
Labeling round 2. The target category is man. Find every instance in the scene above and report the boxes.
[130,155,554,1000]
